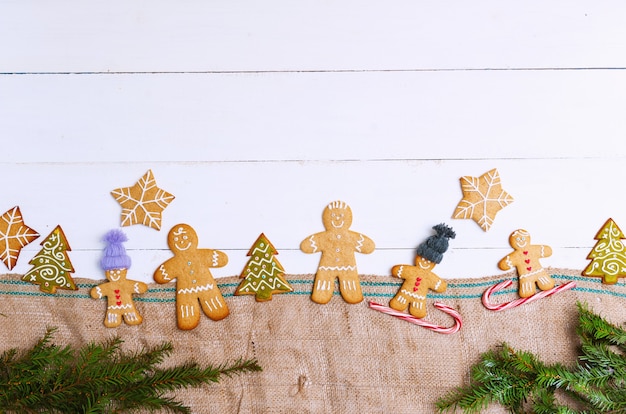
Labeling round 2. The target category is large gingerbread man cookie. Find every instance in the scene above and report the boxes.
[389,224,455,318]
[498,229,555,298]
[154,224,229,330]
[90,230,148,328]
[300,201,375,304]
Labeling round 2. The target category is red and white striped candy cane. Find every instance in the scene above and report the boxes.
[482,279,576,311]
[368,301,462,334]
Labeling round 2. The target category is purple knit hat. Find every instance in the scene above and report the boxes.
[101,229,131,270]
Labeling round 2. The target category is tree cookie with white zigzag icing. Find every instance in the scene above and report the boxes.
[235,233,292,301]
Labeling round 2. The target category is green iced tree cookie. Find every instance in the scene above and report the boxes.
[582,218,626,284]
[22,225,77,294]
[235,233,292,301]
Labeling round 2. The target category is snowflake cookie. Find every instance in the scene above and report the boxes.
[0,206,39,270]
[453,168,513,231]
[111,169,175,231]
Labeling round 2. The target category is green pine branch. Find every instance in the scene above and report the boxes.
[437,302,626,414]
[0,327,262,413]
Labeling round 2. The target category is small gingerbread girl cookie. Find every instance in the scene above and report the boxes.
[389,224,455,318]
[498,229,555,298]
[90,230,148,328]
[300,200,375,304]
[154,224,229,330]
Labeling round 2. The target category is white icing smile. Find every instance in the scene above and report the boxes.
[331,220,344,228]
[109,269,122,281]
[418,258,432,269]
[173,227,192,250]
[175,241,191,251]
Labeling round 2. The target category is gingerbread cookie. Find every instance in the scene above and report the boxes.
[22,225,77,294]
[154,224,229,330]
[498,229,554,298]
[0,206,39,270]
[90,230,148,328]
[235,233,292,301]
[582,218,626,284]
[300,200,375,304]
[389,224,455,318]
[111,169,175,231]
[453,168,513,231]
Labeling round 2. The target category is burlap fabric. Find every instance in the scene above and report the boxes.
[1,268,625,413]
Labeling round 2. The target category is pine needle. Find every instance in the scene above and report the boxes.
[0,328,262,413]
[436,301,626,413]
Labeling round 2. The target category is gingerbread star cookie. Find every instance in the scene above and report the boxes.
[111,169,175,231]
[0,206,39,270]
[452,168,513,231]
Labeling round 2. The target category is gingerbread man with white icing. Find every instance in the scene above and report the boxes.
[498,229,555,298]
[90,230,148,328]
[389,224,455,318]
[154,224,229,330]
[300,201,375,304]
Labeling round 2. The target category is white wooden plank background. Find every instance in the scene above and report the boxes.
[2,1,626,283]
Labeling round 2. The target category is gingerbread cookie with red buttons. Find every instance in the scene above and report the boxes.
[498,229,554,298]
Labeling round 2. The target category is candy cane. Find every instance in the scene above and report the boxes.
[368,301,462,334]
[482,279,576,311]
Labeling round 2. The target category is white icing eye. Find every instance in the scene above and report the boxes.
[183,235,188,240]
[174,237,179,242]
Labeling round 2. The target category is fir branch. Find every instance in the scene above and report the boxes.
[436,302,626,413]
[0,328,262,413]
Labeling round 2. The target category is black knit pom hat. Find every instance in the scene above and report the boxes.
[416,223,456,264]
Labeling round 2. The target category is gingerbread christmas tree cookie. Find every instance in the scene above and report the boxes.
[453,168,513,231]
[235,233,292,301]
[90,230,148,328]
[582,218,626,284]
[0,206,39,270]
[300,200,375,304]
[111,169,175,231]
[22,225,77,294]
